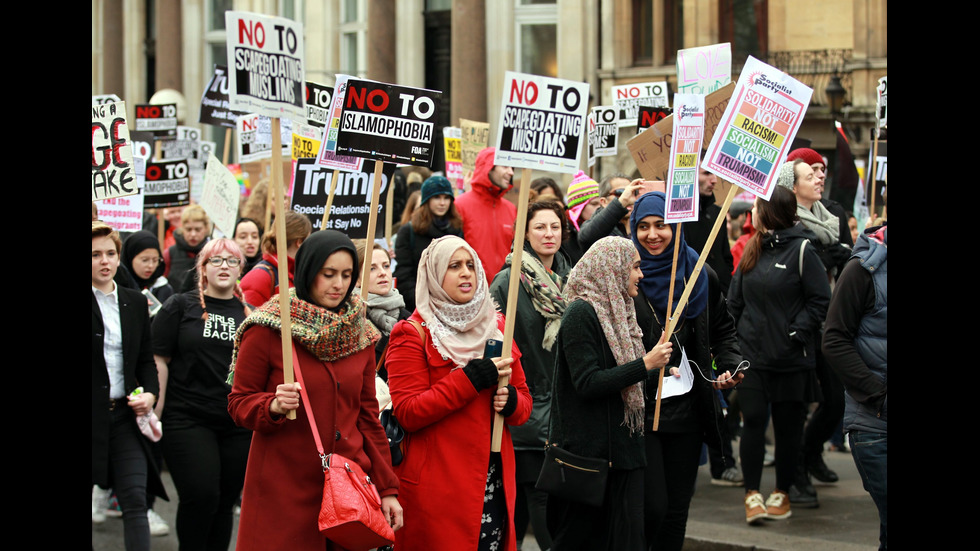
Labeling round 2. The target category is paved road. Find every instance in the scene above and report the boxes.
[93,442,877,550]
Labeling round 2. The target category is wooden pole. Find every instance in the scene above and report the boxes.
[491,167,532,452]
[360,160,384,300]
[868,130,880,221]
[664,184,737,338]
[385,176,394,250]
[222,127,232,166]
[320,169,340,230]
[264,160,274,231]
[270,118,296,420]
[651,221,682,431]
[157,210,165,250]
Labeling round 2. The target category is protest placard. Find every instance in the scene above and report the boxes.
[200,65,249,128]
[225,11,306,121]
[290,157,395,237]
[628,83,735,182]
[443,126,463,189]
[135,103,177,139]
[702,56,812,200]
[586,111,596,168]
[320,74,353,155]
[143,159,190,208]
[305,81,333,128]
[611,81,669,127]
[336,78,442,167]
[291,121,322,160]
[676,43,731,95]
[93,100,138,201]
[237,113,291,163]
[93,94,122,106]
[200,152,241,236]
[876,76,887,130]
[637,106,672,134]
[159,126,202,164]
[95,157,144,232]
[664,94,705,224]
[590,106,619,157]
[460,118,490,176]
[494,71,590,174]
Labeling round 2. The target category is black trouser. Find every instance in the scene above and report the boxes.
[106,406,151,551]
[161,421,251,551]
[802,349,845,459]
[548,468,644,551]
[739,389,806,492]
[643,430,703,551]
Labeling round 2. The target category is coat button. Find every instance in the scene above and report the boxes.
[335,430,341,440]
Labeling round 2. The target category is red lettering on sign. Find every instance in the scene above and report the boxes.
[509,80,538,105]
[136,106,161,118]
[238,20,265,48]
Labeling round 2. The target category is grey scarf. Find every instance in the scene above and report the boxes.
[797,201,840,246]
[365,288,405,334]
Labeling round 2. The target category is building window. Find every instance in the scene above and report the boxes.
[632,0,652,66]
[719,0,768,65]
[341,0,367,77]
[515,0,557,77]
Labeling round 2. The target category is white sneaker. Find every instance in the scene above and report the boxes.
[147,508,170,537]
[92,486,108,524]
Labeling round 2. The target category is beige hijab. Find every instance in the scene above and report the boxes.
[415,236,503,368]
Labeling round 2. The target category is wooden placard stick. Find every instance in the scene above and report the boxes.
[868,131,880,221]
[320,169,340,230]
[651,221,683,431]
[270,118,296,420]
[222,127,232,166]
[385,178,394,250]
[663,183,737,339]
[157,210,165,250]
[360,160,385,300]
[264,160,274,231]
[491,167,533,452]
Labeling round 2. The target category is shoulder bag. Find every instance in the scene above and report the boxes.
[534,361,611,508]
[292,346,396,550]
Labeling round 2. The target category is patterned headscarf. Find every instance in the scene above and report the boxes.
[415,236,503,368]
[564,236,646,434]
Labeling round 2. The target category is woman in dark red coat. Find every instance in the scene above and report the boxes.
[228,230,403,550]
[386,235,532,551]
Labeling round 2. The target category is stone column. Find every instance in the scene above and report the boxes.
[154,0,182,92]
[451,0,488,125]
[368,0,397,83]
[101,0,125,97]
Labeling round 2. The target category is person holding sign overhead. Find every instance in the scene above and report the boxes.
[728,185,831,525]
[227,230,403,550]
[385,235,532,551]
[546,236,674,551]
[628,192,743,549]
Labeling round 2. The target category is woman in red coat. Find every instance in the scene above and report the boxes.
[386,235,532,551]
[228,230,403,550]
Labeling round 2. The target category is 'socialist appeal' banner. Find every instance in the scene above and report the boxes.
[336,79,442,167]
[200,65,248,128]
[676,43,732,95]
[611,81,669,128]
[494,71,590,174]
[664,94,705,224]
[225,11,306,121]
[702,56,812,200]
[290,157,396,237]
[93,100,138,201]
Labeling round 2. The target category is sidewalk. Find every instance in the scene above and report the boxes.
[684,442,880,550]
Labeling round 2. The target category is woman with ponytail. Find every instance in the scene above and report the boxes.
[151,238,253,550]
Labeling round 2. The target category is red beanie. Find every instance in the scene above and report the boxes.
[787,147,824,167]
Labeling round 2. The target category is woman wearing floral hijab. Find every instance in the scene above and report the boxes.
[547,236,673,551]
[386,235,532,551]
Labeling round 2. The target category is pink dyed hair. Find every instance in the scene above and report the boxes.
[196,238,251,319]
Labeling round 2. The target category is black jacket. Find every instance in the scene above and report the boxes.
[92,287,168,500]
[577,200,628,255]
[633,265,741,451]
[393,220,463,312]
[728,224,831,372]
[683,197,734,295]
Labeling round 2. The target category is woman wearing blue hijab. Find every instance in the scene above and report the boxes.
[629,191,744,550]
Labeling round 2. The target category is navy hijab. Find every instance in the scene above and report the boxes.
[629,192,708,323]
[293,230,359,310]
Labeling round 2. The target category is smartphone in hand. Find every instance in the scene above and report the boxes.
[483,339,503,359]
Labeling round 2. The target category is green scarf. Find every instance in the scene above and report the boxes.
[226,288,380,384]
[503,246,567,351]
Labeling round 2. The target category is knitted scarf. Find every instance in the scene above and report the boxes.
[226,288,380,384]
[365,287,406,335]
[503,243,566,351]
[796,201,840,246]
[564,236,646,434]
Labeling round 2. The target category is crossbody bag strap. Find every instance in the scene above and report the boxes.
[377,318,426,373]
[291,345,328,467]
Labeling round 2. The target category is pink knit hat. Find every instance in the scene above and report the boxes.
[565,171,600,230]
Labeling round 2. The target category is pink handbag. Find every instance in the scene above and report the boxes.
[292,347,395,550]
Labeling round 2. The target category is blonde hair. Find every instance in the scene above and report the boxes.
[181,204,212,232]
[261,210,312,255]
[92,221,121,253]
